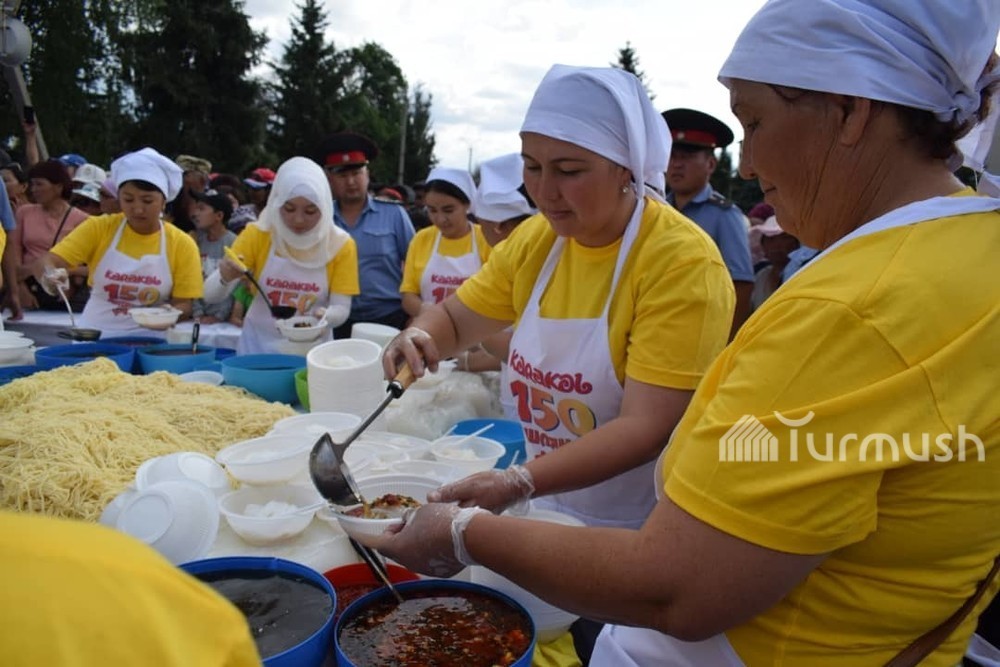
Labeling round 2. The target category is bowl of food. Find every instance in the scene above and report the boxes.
[429,434,506,474]
[317,474,440,539]
[222,354,306,404]
[182,556,336,667]
[218,485,325,546]
[335,579,535,667]
[130,305,182,330]
[214,434,314,486]
[276,315,327,343]
[323,563,421,623]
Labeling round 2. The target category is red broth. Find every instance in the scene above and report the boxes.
[339,589,532,666]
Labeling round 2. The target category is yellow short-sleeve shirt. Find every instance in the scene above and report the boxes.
[231,223,360,297]
[456,199,734,388]
[400,224,492,295]
[663,201,1000,666]
[50,213,204,299]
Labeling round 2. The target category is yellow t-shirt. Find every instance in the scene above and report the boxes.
[0,511,260,667]
[400,223,492,295]
[0,226,6,263]
[231,223,360,297]
[50,213,204,299]
[663,203,1000,666]
[457,199,734,388]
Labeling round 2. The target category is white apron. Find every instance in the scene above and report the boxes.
[591,193,1000,665]
[419,226,482,305]
[79,220,173,334]
[506,214,656,529]
[239,246,332,355]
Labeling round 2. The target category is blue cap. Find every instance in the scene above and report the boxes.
[58,153,87,168]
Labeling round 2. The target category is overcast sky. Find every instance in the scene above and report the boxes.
[243,0,767,174]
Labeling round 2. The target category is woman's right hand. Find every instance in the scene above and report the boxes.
[427,465,535,514]
[217,257,244,284]
[382,326,442,378]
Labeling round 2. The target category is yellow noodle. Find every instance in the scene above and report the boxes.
[0,358,296,521]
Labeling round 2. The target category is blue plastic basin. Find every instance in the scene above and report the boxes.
[136,344,217,375]
[35,343,135,373]
[180,556,336,667]
[221,354,306,404]
[102,335,167,372]
[450,418,526,468]
[0,364,39,385]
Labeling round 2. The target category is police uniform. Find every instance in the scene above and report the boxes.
[662,108,754,283]
[315,132,415,337]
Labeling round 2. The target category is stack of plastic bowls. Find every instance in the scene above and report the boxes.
[349,322,400,349]
[134,451,230,496]
[306,339,386,423]
[113,478,220,564]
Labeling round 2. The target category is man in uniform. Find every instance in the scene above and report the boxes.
[662,108,754,337]
[314,132,415,338]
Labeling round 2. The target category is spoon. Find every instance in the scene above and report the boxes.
[191,321,200,355]
[223,247,297,319]
[55,283,101,342]
[443,423,495,448]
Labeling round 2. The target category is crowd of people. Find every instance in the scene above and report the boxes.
[1,1,998,666]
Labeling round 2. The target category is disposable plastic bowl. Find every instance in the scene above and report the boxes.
[181,556,336,667]
[355,431,433,460]
[388,459,465,484]
[179,369,224,385]
[323,562,420,621]
[335,579,536,667]
[318,474,441,539]
[99,487,138,528]
[306,338,382,370]
[35,342,134,373]
[276,315,327,342]
[450,418,526,469]
[348,322,400,348]
[215,434,313,485]
[294,368,309,410]
[134,451,230,495]
[115,479,219,564]
[130,305,182,329]
[269,411,362,440]
[0,364,39,386]
[429,435,506,474]
[222,354,306,404]
[218,485,324,546]
[137,343,217,375]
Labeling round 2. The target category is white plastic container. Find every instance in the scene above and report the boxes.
[350,322,400,348]
[178,370,224,385]
[268,411,362,440]
[317,474,440,539]
[214,434,313,485]
[218,485,324,546]
[429,435,505,474]
[306,339,386,416]
[115,479,219,564]
[130,306,182,329]
[389,459,464,484]
[276,315,327,343]
[135,452,230,496]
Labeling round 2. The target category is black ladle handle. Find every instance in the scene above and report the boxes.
[191,321,200,355]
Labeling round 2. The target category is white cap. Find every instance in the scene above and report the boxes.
[474,153,536,222]
[426,166,478,213]
[73,163,107,185]
[111,147,184,202]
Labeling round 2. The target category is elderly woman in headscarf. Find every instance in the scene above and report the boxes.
[204,157,358,354]
[365,3,1000,666]
[37,147,204,333]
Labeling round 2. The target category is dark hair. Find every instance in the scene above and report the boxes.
[209,174,249,204]
[27,159,72,199]
[213,184,247,205]
[425,179,470,205]
[119,179,165,197]
[1,162,27,184]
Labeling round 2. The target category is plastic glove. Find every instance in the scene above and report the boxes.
[312,294,351,328]
[39,266,69,296]
[427,464,534,515]
[382,326,439,378]
[358,503,489,578]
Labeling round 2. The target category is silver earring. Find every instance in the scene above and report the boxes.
[621,186,629,194]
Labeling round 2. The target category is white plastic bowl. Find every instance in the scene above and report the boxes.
[115,479,219,564]
[218,485,324,545]
[179,370,224,385]
[356,431,433,460]
[214,434,314,485]
[389,459,465,484]
[429,435,505,474]
[130,306,182,329]
[99,487,138,528]
[135,452,230,495]
[318,474,440,539]
[276,315,327,342]
[268,411,363,440]
[0,336,34,363]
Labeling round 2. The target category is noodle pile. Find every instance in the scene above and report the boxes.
[0,359,296,521]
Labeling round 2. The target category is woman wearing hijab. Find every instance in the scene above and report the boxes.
[399,167,490,318]
[365,3,1000,666]
[204,157,358,355]
[385,65,734,531]
[37,148,203,333]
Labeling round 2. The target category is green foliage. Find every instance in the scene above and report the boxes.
[612,41,655,101]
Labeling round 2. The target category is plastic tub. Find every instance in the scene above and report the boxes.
[103,335,168,372]
[0,364,39,386]
[215,434,313,486]
[429,435,506,474]
[114,479,219,564]
[137,343,217,375]
[323,562,420,621]
[214,347,237,361]
[335,579,535,667]
[218,485,324,545]
[294,368,309,410]
[181,556,336,667]
[35,342,134,373]
[222,354,306,404]
[450,418,526,468]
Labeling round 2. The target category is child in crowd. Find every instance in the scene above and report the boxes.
[189,189,236,323]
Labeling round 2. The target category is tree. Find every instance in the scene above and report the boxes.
[403,85,436,183]
[612,41,655,101]
[117,0,269,173]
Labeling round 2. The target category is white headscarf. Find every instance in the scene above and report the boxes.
[110,147,184,202]
[718,0,1000,127]
[425,166,478,213]
[255,156,350,269]
[474,153,536,222]
[520,64,669,202]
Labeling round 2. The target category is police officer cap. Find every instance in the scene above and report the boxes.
[315,132,379,173]
[661,108,734,149]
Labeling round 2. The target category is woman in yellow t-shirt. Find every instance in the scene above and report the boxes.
[400,166,490,319]
[38,148,204,335]
[204,156,359,354]
[365,6,1000,667]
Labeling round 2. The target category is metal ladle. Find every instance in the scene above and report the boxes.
[55,283,101,342]
[223,247,297,320]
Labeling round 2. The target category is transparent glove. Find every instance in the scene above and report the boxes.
[358,503,489,578]
[40,266,69,297]
[382,326,438,378]
[427,465,534,515]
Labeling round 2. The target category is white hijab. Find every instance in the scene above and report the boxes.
[520,64,669,203]
[474,153,536,222]
[255,156,350,269]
